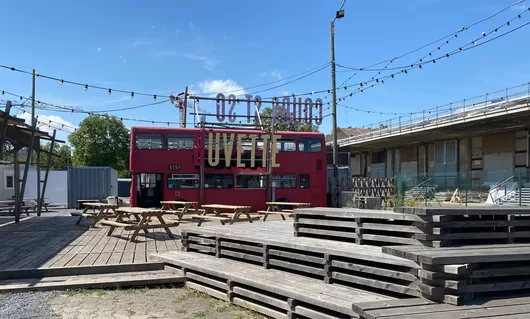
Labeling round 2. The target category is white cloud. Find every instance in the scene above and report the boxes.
[16,113,78,142]
[261,70,283,80]
[223,35,232,40]
[97,47,102,52]
[190,80,245,97]
[188,21,195,29]
[512,4,528,11]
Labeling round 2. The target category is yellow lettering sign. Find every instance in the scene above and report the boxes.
[207,132,220,166]
[206,133,281,168]
[271,134,281,168]
[223,133,235,167]
[236,134,246,168]
[248,134,257,168]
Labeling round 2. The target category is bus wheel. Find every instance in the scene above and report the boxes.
[275,197,291,211]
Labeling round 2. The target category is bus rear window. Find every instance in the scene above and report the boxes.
[168,174,199,189]
[205,174,233,189]
[273,174,296,188]
[236,174,268,189]
[168,134,194,150]
[136,134,164,149]
[298,138,322,152]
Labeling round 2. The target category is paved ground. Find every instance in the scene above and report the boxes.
[1,287,265,319]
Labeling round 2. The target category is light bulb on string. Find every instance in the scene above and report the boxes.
[84,84,88,91]
[131,92,134,99]
[153,95,157,101]
[60,80,64,85]
[108,89,112,95]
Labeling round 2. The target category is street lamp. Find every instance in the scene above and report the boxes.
[331,2,345,207]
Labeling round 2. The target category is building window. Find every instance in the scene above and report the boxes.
[273,174,296,188]
[5,175,13,189]
[299,174,310,188]
[204,174,233,189]
[298,138,322,152]
[136,134,164,149]
[276,139,296,152]
[372,150,385,164]
[167,174,199,189]
[168,134,194,150]
[236,174,268,189]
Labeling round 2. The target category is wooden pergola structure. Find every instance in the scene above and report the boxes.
[0,101,65,222]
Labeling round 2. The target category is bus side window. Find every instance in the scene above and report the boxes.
[168,174,199,189]
[299,174,310,188]
[168,134,194,150]
[298,138,322,152]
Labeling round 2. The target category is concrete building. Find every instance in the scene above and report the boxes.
[332,89,530,190]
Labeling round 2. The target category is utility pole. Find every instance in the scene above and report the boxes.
[331,3,345,207]
[182,86,188,128]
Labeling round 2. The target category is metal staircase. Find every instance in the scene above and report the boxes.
[498,187,530,206]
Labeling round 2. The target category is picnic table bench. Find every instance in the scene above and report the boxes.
[72,202,119,227]
[101,207,180,242]
[0,205,35,216]
[258,202,311,221]
[192,204,260,226]
[160,201,202,220]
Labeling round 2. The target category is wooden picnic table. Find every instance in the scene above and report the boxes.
[72,202,119,227]
[160,201,201,220]
[259,202,311,221]
[101,207,180,242]
[192,204,260,226]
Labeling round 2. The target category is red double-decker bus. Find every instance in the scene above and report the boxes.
[129,126,326,210]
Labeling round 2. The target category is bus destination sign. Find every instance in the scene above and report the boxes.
[207,132,281,168]
[213,93,323,125]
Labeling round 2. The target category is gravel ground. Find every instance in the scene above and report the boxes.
[1,287,266,319]
[0,291,60,319]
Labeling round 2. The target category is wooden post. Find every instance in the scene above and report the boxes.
[20,118,37,206]
[37,130,55,214]
[36,149,42,216]
[0,101,12,158]
[13,146,21,223]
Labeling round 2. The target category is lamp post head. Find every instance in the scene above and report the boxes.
[336,10,345,19]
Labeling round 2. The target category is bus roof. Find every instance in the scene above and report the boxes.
[131,126,324,137]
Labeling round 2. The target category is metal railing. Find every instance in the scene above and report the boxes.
[332,83,530,147]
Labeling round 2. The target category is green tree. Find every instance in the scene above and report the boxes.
[257,107,319,132]
[41,143,72,170]
[68,114,130,177]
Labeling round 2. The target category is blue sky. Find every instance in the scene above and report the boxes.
[1,0,530,144]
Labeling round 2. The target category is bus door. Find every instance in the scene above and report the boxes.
[136,173,163,208]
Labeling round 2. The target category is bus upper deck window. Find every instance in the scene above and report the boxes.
[136,134,164,149]
[168,134,194,150]
[298,138,322,152]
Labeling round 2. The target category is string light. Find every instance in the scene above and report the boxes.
[84,84,88,91]
[108,89,112,95]
[131,92,134,99]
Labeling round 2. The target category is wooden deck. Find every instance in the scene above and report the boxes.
[0,215,181,271]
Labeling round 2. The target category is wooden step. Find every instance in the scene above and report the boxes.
[0,269,184,293]
[152,250,395,319]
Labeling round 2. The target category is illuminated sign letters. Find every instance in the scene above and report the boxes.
[214,93,323,125]
[207,132,281,168]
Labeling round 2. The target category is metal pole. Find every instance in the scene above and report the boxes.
[183,86,188,128]
[331,20,340,208]
[20,69,37,209]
